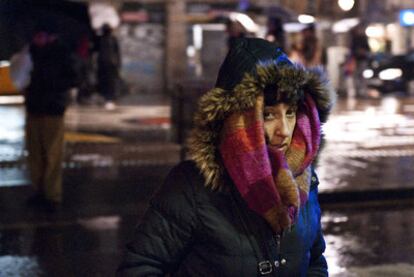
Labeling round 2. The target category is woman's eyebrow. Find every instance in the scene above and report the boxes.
[264,106,277,111]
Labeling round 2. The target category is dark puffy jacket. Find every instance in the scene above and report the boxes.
[25,39,76,115]
[118,161,327,276]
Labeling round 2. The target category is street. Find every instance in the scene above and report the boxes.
[1,94,414,276]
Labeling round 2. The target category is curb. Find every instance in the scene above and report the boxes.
[319,188,414,204]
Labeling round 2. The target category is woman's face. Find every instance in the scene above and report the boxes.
[263,103,297,154]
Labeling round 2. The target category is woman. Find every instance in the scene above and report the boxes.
[118,38,335,276]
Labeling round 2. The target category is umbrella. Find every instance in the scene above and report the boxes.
[89,2,120,30]
[263,5,298,23]
[0,0,92,57]
[228,12,260,34]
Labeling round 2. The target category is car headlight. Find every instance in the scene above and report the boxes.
[378,68,402,80]
[363,69,374,79]
[0,61,11,68]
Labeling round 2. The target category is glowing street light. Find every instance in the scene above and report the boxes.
[338,0,355,12]
[400,10,414,26]
[298,14,315,24]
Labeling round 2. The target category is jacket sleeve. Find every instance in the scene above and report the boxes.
[117,164,199,276]
[307,225,328,276]
[307,172,328,276]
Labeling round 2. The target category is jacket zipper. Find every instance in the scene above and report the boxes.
[275,234,281,255]
[275,234,281,251]
[272,233,282,273]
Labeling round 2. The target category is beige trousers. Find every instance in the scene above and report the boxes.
[25,114,65,203]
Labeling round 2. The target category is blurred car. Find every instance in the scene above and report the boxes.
[364,51,414,95]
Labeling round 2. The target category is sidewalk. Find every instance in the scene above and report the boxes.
[2,94,414,201]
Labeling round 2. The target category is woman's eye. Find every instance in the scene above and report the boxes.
[286,109,296,118]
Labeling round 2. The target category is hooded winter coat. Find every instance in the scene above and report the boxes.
[118,38,336,277]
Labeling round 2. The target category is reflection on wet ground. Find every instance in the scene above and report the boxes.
[1,96,414,275]
[0,217,127,276]
[3,96,414,192]
[318,97,414,194]
[323,203,414,277]
[1,196,413,276]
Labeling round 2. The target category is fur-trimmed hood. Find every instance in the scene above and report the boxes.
[188,38,336,190]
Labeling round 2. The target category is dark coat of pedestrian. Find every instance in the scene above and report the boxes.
[117,38,336,276]
[25,30,76,211]
[97,24,120,107]
[25,33,75,115]
[265,16,285,51]
[349,24,371,97]
[350,25,370,62]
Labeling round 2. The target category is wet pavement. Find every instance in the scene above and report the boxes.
[323,202,414,277]
[319,97,414,192]
[1,94,414,276]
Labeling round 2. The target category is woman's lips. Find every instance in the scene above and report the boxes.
[268,144,288,152]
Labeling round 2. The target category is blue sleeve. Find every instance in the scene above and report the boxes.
[307,171,328,276]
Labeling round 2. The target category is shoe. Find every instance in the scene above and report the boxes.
[26,193,46,207]
[42,199,61,213]
[26,194,61,213]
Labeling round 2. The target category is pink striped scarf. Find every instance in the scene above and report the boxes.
[219,94,321,233]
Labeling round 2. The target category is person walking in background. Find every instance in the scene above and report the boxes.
[265,16,286,51]
[290,24,324,68]
[74,34,94,104]
[350,24,371,98]
[96,24,121,110]
[118,38,335,276]
[25,26,76,212]
[225,18,246,51]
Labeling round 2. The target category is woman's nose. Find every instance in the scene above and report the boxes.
[274,118,289,138]
[268,119,289,144]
